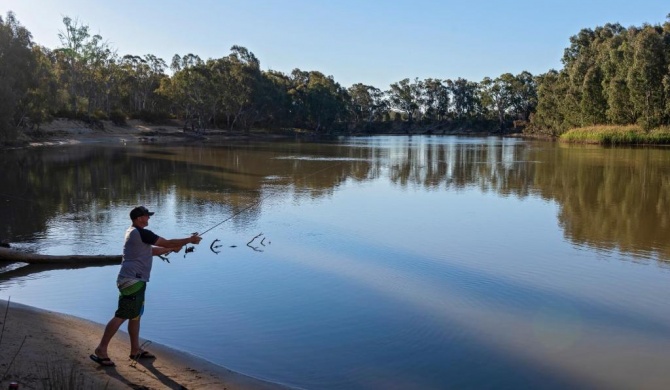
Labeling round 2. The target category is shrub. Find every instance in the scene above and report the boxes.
[109,110,127,126]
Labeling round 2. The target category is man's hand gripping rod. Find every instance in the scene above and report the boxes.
[159,232,201,262]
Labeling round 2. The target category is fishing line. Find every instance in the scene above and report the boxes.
[198,160,344,237]
[164,160,345,259]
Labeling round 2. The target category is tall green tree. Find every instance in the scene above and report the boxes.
[421,78,450,121]
[627,26,666,130]
[20,45,59,129]
[510,71,538,121]
[216,46,263,130]
[531,70,569,135]
[256,70,292,128]
[55,16,112,115]
[289,70,348,132]
[0,11,35,141]
[580,66,607,125]
[387,78,422,122]
[600,25,635,124]
[348,83,387,126]
[562,28,597,127]
[446,78,480,120]
[159,53,211,130]
[119,54,167,114]
[480,73,515,129]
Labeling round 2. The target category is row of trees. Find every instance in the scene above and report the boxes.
[0,12,539,142]
[3,11,670,142]
[531,18,670,134]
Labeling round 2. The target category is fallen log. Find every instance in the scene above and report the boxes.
[0,247,121,265]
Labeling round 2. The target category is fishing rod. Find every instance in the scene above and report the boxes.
[164,161,344,259]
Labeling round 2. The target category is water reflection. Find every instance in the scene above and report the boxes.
[2,137,670,389]
[0,137,669,262]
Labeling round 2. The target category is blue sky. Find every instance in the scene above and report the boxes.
[3,0,668,89]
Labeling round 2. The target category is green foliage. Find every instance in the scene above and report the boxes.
[6,10,670,139]
[530,20,670,135]
[0,11,35,142]
[627,26,666,130]
[387,78,422,122]
[446,78,481,120]
[348,83,387,124]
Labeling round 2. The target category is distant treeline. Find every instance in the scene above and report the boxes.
[1,12,669,142]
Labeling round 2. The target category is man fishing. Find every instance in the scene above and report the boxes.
[90,206,202,366]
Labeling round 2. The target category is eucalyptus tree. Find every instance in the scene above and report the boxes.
[601,26,635,125]
[529,70,566,135]
[215,45,263,130]
[580,66,608,125]
[289,70,348,132]
[159,53,211,130]
[587,23,632,125]
[627,25,667,130]
[0,11,35,140]
[510,71,537,121]
[421,78,450,121]
[446,78,480,120]
[578,24,624,125]
[348,83,387,125]
[20,45,59,129]
[55,16,113,115]
[287,69,310,126]
[561,27,597,126]
[387,78,423,122]
[480,73,515,129]
[257,70,293,128]
[119,54,167,114]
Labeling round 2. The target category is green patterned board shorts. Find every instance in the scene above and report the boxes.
[114,280,146,320]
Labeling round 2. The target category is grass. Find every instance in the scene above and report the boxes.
[39,361,87,390]
[560,125,670,145]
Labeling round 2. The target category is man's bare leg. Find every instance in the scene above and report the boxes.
[128,317,141,355]
[95,316,126,358]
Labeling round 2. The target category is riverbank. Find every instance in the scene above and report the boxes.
[6,118,511,149]
[10,118,295,148]
[0,299,289,389]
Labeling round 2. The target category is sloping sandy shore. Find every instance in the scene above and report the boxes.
[16,118,291,149]
[22,118,212,147]
[0,299,289,389]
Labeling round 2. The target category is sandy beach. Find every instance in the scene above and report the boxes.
[0,299,290,389]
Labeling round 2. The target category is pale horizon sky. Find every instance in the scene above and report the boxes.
[3,1,669,89]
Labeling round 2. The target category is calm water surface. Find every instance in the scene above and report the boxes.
[2,136,670,389]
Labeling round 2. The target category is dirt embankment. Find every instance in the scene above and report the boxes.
[18,118,210,147]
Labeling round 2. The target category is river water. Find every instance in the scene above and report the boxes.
[1,135,670,389]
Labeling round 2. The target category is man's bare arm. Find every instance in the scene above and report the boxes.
[154,234,202,248]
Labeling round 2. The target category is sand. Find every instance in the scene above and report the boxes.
[22,118,210,147]
[17,118,289,149]
[0,299,289,389]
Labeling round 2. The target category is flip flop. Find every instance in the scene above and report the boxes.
[129,350,156,360]
[90,354,115,367]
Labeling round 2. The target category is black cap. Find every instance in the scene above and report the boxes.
[130,206,155,220]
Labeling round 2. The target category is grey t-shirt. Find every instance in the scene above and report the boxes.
[118,225,159,282]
